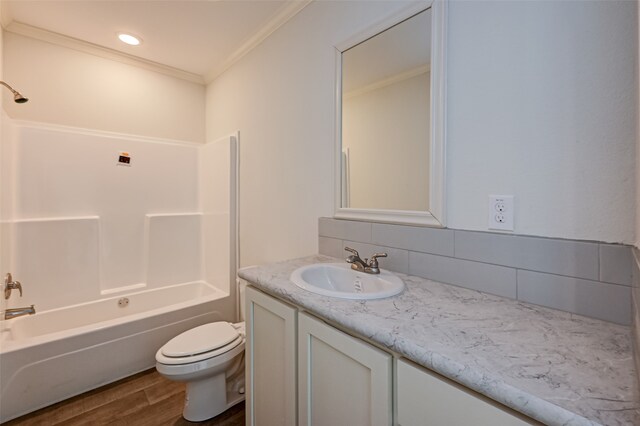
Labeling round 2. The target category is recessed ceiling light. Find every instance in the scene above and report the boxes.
[118,33,141,46]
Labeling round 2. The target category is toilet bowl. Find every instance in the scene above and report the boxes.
[156,321,246,422]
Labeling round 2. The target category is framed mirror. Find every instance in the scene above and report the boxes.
[334,1,446,226]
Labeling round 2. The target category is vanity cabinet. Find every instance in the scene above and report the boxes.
[245,286,297,426]
[298,312,392,426]
[396,359,537,426]
[246,286,537,426]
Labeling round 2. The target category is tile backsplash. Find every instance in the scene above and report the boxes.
[319,217,632,325]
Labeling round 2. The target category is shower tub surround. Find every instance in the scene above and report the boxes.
[239,255,639,426]
[0,120,239,421]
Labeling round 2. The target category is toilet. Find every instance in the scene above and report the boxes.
[155,321,246,422]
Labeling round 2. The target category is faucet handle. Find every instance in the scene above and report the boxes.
[13,281,22,297]
[4,273,22,299]
[368,253,388,267]
[344,246,360,257]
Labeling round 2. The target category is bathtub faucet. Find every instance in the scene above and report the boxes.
[3,305,36,320]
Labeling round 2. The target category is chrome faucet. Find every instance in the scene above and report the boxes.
[4,305,35,320]
[345,247,387,274]
[4,273,23,300]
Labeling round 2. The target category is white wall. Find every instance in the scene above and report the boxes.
[208,0,637,267]
[447,0,636,243]
[3,32,206,143]
[206,1,418,267]
[343,71,430,211]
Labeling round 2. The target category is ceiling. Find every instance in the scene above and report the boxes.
[1,0,310,84]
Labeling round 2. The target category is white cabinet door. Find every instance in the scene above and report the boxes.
[298,312,392,426]
[396,359,538,426]
[245,286,297,426]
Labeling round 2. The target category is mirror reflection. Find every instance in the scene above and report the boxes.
[341,9,431,212]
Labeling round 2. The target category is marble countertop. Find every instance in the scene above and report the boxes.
[238,255,640,426]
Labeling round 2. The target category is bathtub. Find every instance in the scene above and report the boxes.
[0,281,234,422]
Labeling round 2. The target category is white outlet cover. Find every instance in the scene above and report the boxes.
[489,195,514,231]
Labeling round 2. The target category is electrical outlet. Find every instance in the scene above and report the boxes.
[489,195,514,231]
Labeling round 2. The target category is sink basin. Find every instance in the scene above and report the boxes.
[290,263,404,300]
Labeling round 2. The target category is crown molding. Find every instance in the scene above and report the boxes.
[4,21,206,85]
[204,0,312,83]
[344,64,430,100]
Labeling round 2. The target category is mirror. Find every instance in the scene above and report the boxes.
[335,2,446,226]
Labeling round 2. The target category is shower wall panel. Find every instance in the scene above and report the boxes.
[1,114,14,318]
[199,135,236,296]
[145,213,203,289]
[10,217,99,311]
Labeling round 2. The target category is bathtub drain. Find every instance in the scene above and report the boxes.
[118,298,130,308]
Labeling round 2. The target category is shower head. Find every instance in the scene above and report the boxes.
[0,81,28,104]
[14,93,28,103]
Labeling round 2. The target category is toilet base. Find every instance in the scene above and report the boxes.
[182,359,246,422]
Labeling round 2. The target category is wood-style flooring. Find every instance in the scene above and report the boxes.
[3,369,245,426]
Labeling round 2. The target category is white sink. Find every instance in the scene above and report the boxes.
[290,263,404,300]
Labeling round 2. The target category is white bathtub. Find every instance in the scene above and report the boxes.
[0,281,233,422]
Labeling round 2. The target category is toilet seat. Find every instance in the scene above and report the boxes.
[162,322,239,357]
[156,322,243,365]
